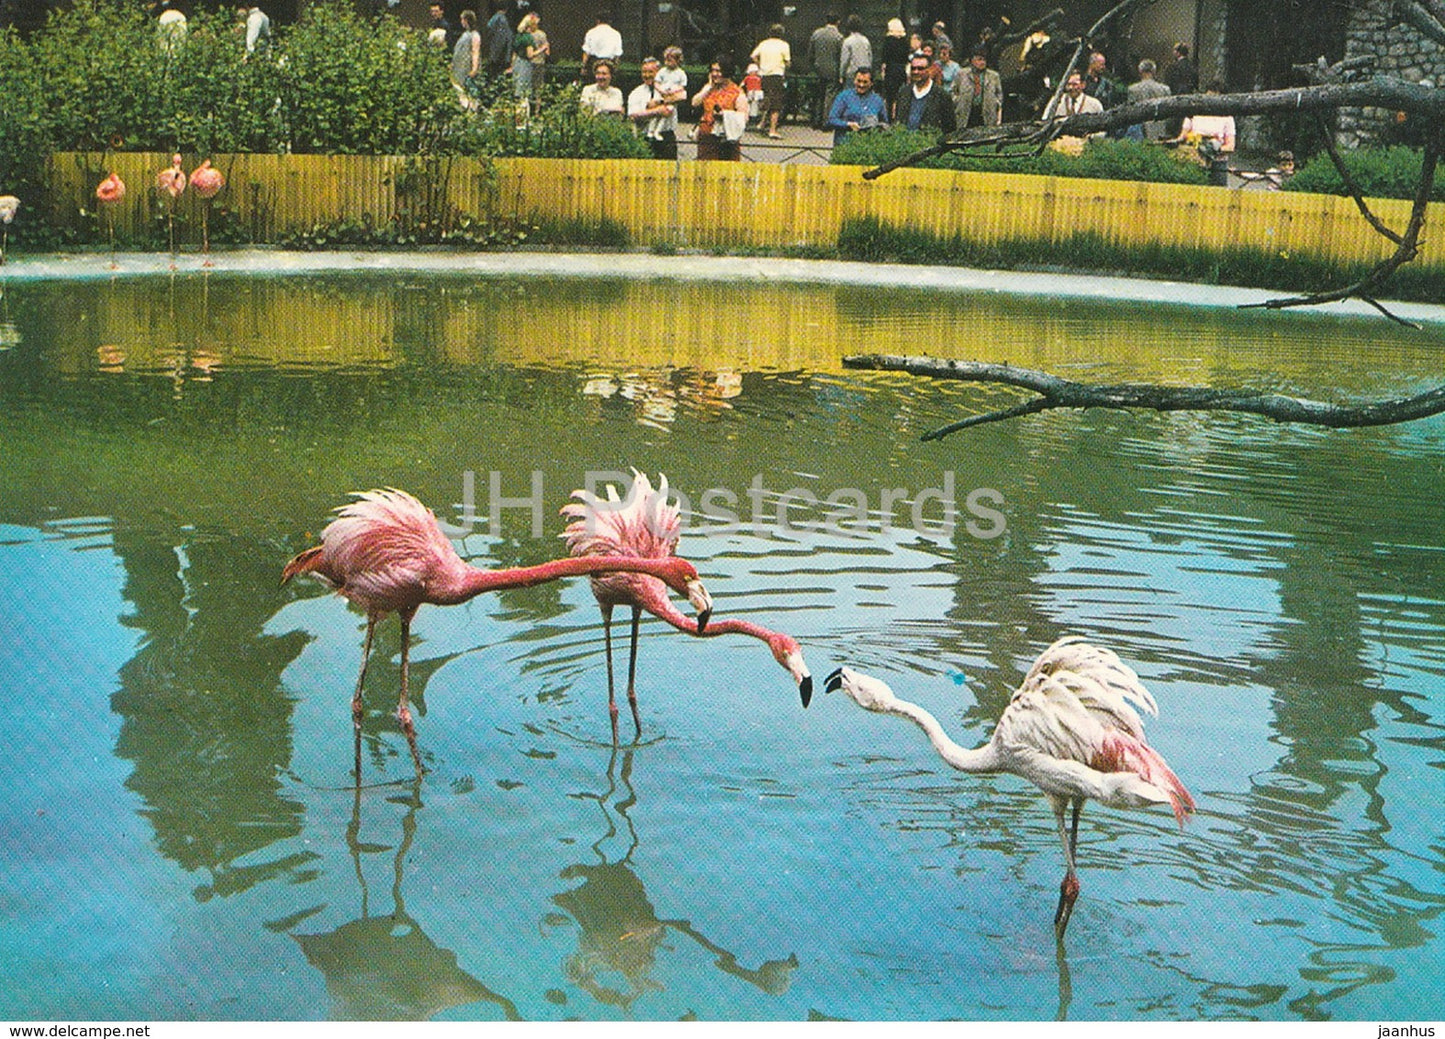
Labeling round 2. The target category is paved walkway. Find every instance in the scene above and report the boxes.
[676,121,836,165]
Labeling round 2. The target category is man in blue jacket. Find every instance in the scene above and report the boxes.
[827,67,888,146]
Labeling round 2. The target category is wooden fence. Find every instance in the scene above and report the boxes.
[48,152,1439,267]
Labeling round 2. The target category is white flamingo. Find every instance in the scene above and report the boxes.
[825,636,1195,937]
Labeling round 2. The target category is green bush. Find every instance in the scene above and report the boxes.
[1283,146,1445,202]
[831,128,1209,186]
[470,84,651,160]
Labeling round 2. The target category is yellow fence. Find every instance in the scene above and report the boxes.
[48,152,1439,267]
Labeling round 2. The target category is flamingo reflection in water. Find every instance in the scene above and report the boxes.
[826,637,1194,938]
[291,771,523,1020]
[548,747,799,1011]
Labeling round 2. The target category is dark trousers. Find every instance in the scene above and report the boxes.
[648,131,678,161]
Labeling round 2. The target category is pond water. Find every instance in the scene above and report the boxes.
[1,270,1442,1022]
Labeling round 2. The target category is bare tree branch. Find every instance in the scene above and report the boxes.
[862,80,1445,181]
[1393,0,1445,45]
[1314,114,1405,245]
[1242,129,1440,321]
[841,355,1445,438]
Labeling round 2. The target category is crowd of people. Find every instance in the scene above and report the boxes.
[147,3,1261,176]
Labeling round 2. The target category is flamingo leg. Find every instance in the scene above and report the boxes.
[395,611,426,776]
[352,616,377,779]
[1053,798,1084,938]
[601,603,619,743]
[626,605,642,739]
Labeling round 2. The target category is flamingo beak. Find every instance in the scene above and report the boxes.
[785,650,812,708]
[686,579,713,633]
[824,667,845,694]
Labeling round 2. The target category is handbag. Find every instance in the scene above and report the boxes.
[721,108,747,141]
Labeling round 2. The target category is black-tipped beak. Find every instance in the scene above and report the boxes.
[824,667,845,694]
[799,674,813,708]
[697,607,711,634]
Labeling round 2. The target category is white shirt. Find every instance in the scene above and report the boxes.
[655,65,687,101]
[750,37,791,77]
[243,7,271,54]
[1045,91,1103,119]
[628,82,677,138]
[580,83,625,116]
[1182,113,1236,150]
[582,22,623,61]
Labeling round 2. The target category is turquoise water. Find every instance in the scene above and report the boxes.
[0,272,1441,1020]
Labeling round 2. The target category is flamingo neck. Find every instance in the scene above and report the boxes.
[884,697,1001,774]
[435,555,680,605]
[633,587,699,632]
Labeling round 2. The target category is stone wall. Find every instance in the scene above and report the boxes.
[1338,0,1445,148]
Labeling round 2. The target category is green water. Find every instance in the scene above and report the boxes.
[0,272,1441,1021]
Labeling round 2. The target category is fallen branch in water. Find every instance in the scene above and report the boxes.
[842,355,1445,439]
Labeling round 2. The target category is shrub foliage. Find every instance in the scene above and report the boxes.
[831,128,1211,186]
[0,0,648,243]
[1283,145,1445,203]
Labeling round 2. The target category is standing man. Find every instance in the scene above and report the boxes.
[805,13,843,130]
[896,53,954,133]
[930,21,952,55]
[484,0,511,78]
[827,66,887,146]
[1083,51,1118,109]
[838,15,872,87]
[953,46,1002,129]
[429,3,459,50]
[628,57,680,159]
[1126,58,1171,140]
[1163,42,1197,137]
[750,23,791,139]
[1164,42,1198,96]
[582,15,623,83]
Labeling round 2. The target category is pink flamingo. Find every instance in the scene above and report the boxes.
[826,637,1195,938]
[0,194,18,265]
[189,159,225,263]
[155,154,186,261]
[562,471,812,742]
[95,172,126,267]
[283,488,714,776]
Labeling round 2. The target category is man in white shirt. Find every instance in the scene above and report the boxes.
[582,17,623,81]
[580,60,625,118]
[628,57,679,159]
[236,4,270,57]
[750,24,791,138]
[1044,71,1104,152]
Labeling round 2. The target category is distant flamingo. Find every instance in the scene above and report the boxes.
[155,154,186,261]
[562,471,812,742]
[189,159,224,262]
[0,194,17,265]
[825,637,1194,938]
[95,172,126,267]
[283,488,714,776]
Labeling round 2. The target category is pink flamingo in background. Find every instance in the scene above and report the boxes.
[189,159,224,263]
[562,471,813,742]
[283,488,714,776]
[95,172,126,267]
[825,637,1195,938]
[155,154,186,262]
